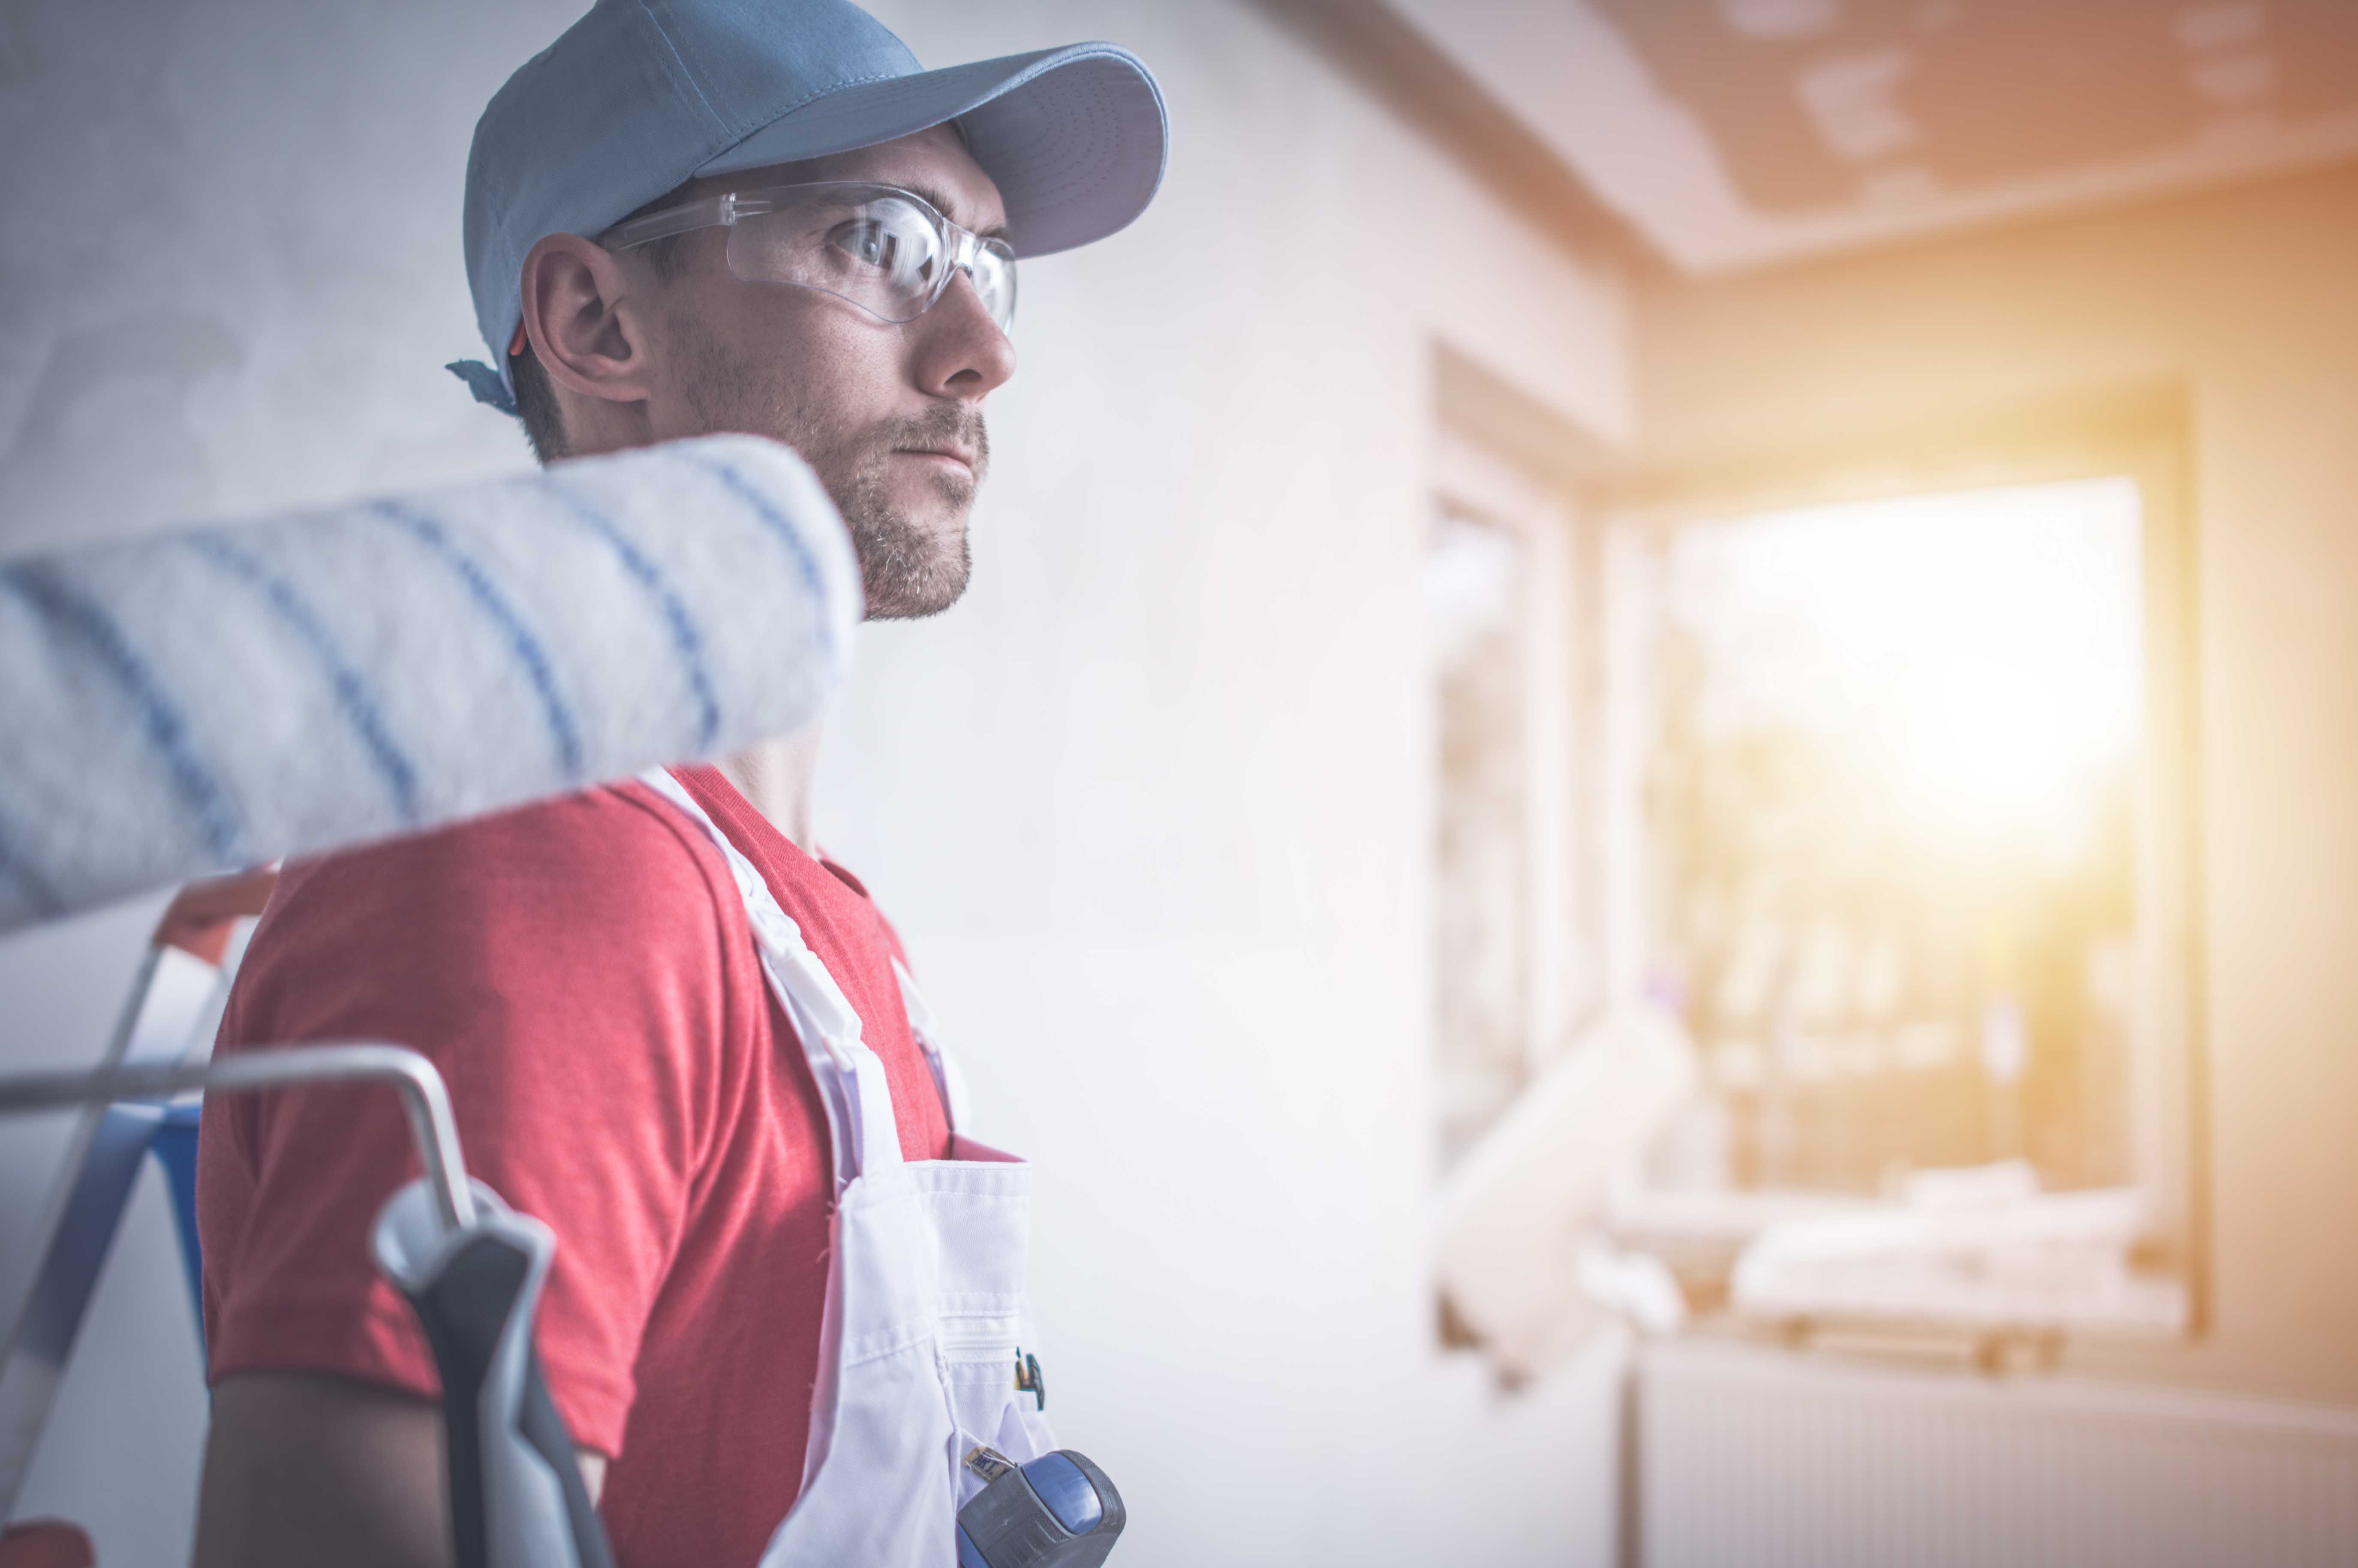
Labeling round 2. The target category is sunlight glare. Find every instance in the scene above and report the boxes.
[1669,478,2144,838]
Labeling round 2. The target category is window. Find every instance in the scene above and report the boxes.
[1426,379,2201,1364]
[1426,433,1589,1177]
[1600,456,2202,1343]
[1430,503,1533,1169]
[1651,479,2145,1189]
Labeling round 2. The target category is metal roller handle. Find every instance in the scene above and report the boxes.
[0,1044,475,1234]
[0,1045,613,1568]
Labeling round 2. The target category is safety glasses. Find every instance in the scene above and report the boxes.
[602,181,1017,334]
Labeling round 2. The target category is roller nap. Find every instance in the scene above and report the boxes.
[0,434,860,932]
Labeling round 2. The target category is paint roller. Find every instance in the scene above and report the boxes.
[0,433,861,933]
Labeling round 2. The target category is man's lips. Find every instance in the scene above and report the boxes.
[893,445,978,478]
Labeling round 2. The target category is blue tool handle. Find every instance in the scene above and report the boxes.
[956,1448,1125,1568]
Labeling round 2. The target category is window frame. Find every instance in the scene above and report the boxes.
[1585,385,2209,1343]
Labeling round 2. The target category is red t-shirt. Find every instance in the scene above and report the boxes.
[197,764,951,1567]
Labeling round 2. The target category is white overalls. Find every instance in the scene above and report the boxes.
[639,770,1056,1567]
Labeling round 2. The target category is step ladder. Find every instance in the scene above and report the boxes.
[0,870,275,1560]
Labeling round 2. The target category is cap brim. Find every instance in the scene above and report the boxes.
[697,43,1167,258]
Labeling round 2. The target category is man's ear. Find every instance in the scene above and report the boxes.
[517,234,652,407]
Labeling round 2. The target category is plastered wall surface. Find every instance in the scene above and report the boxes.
[0,1,1633,1563]
[1632,160,2358,1406]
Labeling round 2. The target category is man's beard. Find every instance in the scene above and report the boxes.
[825,400,987,620]
[677,316,987,620]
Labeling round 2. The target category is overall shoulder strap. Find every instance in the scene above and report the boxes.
[637,768,902,1184]
[890,957,971,1133]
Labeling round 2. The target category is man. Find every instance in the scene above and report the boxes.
[188,3,1164,1564]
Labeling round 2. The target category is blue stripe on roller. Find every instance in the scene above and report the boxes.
[545,486,722,751]
[370,500,584,781]
[695,458,835,665]
[0,563,249,864]
[0,576,66,912]
[186,533,422,826]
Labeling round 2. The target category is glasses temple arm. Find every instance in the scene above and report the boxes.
[602,194,743,250]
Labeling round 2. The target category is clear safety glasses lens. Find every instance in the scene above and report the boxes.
[719,184,1017,333]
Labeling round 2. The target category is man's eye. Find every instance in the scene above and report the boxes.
[838,220,896,269]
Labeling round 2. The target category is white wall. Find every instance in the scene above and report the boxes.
[0,0,1633,1562]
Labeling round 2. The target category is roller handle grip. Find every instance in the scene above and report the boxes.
[397,1233,614,1568]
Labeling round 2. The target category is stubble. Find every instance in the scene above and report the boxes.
[675,310,987,620]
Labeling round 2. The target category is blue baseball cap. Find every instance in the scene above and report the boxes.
[448,0,1167,414]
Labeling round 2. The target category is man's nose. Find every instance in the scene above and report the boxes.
[912,270,1017,401]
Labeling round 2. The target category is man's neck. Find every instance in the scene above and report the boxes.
[717,728,824,851]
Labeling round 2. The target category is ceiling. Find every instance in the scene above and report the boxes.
[1384,0,2358,274]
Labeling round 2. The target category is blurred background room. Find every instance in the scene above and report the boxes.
[3,0,2356,1563]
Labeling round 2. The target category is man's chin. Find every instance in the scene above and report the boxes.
[850,510,971,620]
[861,572,970,621]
